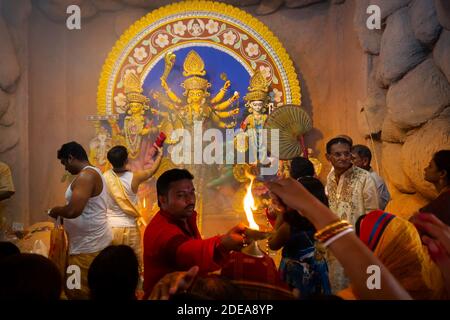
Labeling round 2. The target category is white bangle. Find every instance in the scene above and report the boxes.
[322,227,354,248]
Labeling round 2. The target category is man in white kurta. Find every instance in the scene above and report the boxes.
[326,166,379,225]
[325,138,379,293]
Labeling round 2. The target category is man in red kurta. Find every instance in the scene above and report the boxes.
[143,169,247,297]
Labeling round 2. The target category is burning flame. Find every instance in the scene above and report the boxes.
[244,171,259,230]
[143,197,146,208]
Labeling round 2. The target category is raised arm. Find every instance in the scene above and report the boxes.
[150,107,169,119]
[152,91,180,111]
[215,108,239,119]
[266,178,412,300]
[131,147,163,192]
[213,91,240,111]
[161,79,182,104]
[210,80,230,104]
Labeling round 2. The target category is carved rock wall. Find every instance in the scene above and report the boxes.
[0,0,31,227]
[354,0,450,216]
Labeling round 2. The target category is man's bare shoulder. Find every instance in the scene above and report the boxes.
[73,167,99,186]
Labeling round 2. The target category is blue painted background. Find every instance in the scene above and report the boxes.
[142,46,251,128]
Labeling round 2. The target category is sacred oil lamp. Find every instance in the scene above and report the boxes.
[241,172,272,258]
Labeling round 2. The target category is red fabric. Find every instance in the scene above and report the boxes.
[221,251,287,289]
[143,210,225,297]
[359,210,385,247]
[240,121,247,131]
[359,210,396,251]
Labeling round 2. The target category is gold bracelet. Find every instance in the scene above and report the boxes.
[315,222,352,242]
[317,224,353,243]
[314,220,350,240]
[316,223,352,242]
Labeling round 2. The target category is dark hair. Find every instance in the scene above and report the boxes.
[433,150,450,185]
[156,169,194,198]
[88,245,139,300]
[284,177,328,231]
[290,157,315,179]
[298,176,329,207]
[0,253,62,301]
[326,137,352,154]
[0,241,20,261]
[352,144,372,164]
[107,145,128,168]
[334,134,353,146]
[355,214,367,237]
[172,275,244,300]
[57,141,88,161]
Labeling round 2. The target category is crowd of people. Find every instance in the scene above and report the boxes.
[0,137,450,301]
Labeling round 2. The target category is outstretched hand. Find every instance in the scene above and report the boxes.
[414,213,450,262]
[413,213,450,296]
[231,91,240,101]
[149,266,199,300]
[221,223,248,251]
[265,178,337,229]
[265,178,306,212]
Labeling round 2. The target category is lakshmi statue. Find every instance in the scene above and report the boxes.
[153,50,240,130]
[237,70,271,163]
[109,72,158,160]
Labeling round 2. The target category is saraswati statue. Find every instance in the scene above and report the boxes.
[152,50,240,132]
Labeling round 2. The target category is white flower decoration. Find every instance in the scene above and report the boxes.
[124,69,136,77]
[133,47,147,61]
[205,19,219,34]
[114,93,127,111]
[155,34,169,48]
[173,21,187,36]
[245,42,259,57]
[259,65,271,79]
[223,30,237,45]
[273,88,283,103]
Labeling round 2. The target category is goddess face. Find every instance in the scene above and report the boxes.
[188,89,205,104]
[128,103,144,115]
[249,100,264,113]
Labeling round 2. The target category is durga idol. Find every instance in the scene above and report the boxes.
[153,50,240,130]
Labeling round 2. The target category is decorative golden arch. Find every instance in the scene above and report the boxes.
[96,0,301,117]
